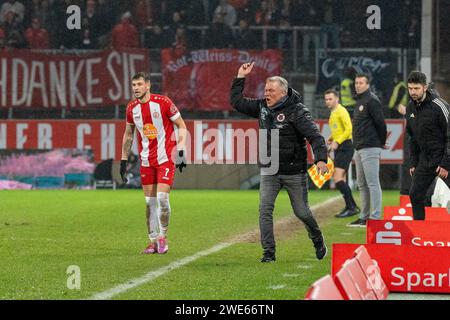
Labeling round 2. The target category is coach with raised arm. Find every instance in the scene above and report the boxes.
[230,62,329,263]
[406,71,450,220]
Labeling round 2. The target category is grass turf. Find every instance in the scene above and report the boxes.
[0,189,399,299]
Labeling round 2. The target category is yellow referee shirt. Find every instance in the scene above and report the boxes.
[328,104,352,144]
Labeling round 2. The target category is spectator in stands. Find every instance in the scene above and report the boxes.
[253,0,277,26]
[0,27,5,49]
[170,26,189,56]
[275,0,294,25]
[214,0,237,28]
[165,11,184,41]
[293,0,320,63]
[206,13,234,49]
[234,18,258,50]
[319,0,341,50]
[134,0,153,30]
[3,9,26,48]
[407,16,420,49]
[82,0,102,48]
[80,29,96,49]
[277,17,292,49]
[0,0,25,24]
[96,0,117,47]
[145,24,168,49]
[28,0,49,29]
[111,11,140,48]
[25,17,49,49]
[184,1,207,26]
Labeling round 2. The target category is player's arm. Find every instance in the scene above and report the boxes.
[121,122,135,160]
[172,115,187,152]
[120,122,135,183]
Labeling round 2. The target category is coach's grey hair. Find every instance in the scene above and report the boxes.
[266,76,289,93]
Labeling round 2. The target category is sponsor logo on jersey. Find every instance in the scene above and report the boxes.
[143,123,158,140]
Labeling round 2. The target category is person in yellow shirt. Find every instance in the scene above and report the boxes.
[324,89,360,218]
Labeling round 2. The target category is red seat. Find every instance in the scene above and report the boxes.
[334,258,377,300]
[304,275,344,300]
[354,246,389,299]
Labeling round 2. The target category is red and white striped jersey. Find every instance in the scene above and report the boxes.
[126,94,180,167]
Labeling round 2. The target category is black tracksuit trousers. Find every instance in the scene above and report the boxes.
[410,164,450,220]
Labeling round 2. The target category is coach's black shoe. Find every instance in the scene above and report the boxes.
[346,218,367,228]
[334,207,348,218]
[335,206,360,218]
[260,254,276,263]
[312,234,327,260]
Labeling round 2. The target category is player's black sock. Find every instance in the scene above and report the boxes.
[336,180,356,209]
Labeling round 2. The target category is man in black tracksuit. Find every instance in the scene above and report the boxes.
[230,62,329,262]
[406,71,450,220]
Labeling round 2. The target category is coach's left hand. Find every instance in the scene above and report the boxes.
[176,150,187,173]
[316,161,329,175]
[436,166,449,179]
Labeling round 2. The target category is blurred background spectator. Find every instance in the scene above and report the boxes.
[111,11,140,48]
[0,0,25,24]
[25,16,49,49]
[206,12,234,49]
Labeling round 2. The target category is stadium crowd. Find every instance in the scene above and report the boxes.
[0,0,421,51]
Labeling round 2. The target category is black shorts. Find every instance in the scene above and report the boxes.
[334,140,355,170]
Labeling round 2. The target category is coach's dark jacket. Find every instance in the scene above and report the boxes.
[352,89,387,150]
[406,89,450,170]
[230,77,327,175]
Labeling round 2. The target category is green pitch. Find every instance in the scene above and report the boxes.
[0,189,400,300]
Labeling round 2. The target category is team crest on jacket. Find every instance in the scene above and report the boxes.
[359,105,364,111]
[152,111,160,118]
[277,113,285,122]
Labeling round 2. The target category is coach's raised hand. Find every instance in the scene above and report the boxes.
[237,61,255,78]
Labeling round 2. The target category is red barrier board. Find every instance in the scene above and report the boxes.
[384,206,450,221]
[367,220,450,247]
[332,244,450,293]
[399,195,412,207]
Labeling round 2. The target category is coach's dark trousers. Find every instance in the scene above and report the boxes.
[259,172,322,256]
[410,165,450,220]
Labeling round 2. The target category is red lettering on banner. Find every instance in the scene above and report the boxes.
[0,49,149,108]
[367,220,450,247]
[332,244,450,293]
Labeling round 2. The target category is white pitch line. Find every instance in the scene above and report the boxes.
[89,242,232,300]
[89,196,341,300]
[268,285,286,290]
